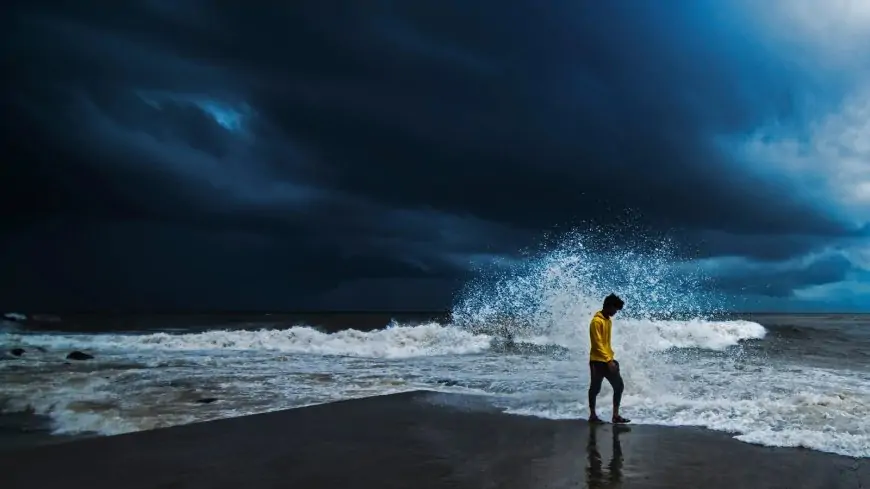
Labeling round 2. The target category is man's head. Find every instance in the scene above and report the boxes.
[602,293,624,317]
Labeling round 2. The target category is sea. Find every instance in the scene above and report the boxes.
[1,242,869,459]
[2,311,868,458]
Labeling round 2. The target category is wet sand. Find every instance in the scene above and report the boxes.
[0,390,867,489]
[0,411,87,452]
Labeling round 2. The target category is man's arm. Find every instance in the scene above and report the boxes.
[589,318,614,363]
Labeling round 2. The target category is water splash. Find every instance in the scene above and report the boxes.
[451,229,726,344]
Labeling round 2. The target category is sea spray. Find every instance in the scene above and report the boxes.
[451,229,727,345]
[449,228,766,427]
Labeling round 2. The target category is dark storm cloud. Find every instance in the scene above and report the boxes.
[707,254,856,298]
[0,219,450,311]
[2,0,866,309]
[681,231,834,262]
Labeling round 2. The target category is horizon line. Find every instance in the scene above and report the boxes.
[6,310,870,316]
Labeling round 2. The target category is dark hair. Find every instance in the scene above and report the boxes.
[603,293,624,310]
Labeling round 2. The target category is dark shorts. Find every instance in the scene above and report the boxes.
[589,360,624,394]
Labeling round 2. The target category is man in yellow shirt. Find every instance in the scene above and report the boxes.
[588,293,630,424]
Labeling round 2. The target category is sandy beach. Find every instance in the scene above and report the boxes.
[1,390,866,489]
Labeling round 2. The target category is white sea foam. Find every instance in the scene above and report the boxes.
[7,322,493,359]
[2,317,868,458]
[0,317,764,434]
[503,361,870,458]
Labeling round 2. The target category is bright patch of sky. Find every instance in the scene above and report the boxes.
[135,90,251,133]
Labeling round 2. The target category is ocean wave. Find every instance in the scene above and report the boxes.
[4,317,868,459]
[0,316,767,438]
[6,323,492,359]
[601,317,766,356]
[5,317,765,360]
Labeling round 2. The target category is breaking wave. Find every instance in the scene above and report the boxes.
[7,323,491,359]
[7,316,764,361]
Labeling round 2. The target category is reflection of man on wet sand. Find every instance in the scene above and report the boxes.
[586,425,628,488]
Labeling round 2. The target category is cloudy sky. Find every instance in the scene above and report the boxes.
[3,0,869,312]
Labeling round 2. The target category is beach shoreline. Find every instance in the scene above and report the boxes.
[1,390,866,489]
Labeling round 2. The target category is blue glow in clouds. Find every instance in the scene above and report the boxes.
[194,100,248,133]
[135,90,251,134]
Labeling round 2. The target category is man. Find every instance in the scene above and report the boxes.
[588,293,630,424]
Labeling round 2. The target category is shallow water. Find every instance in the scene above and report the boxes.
[2,313,868,458]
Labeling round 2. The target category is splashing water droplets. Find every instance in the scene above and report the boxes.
[452,230,723,345]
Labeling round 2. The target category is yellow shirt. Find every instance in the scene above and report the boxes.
[589,311,615,363]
